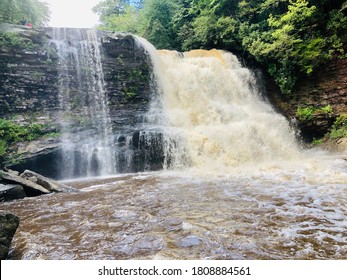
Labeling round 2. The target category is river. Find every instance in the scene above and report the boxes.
[2,152,347,259]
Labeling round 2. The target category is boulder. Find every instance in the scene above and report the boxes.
[20,170,78,193]
[1,170,50,196]
[0,184,26,202]
[0,213,20,260]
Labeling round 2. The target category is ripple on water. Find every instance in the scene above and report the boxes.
[1,164,347,260]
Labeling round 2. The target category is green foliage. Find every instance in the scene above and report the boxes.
[311,138,324,146]
[94,0,347,95]
[0,0,50,26]
[138,0,179,49]
[316,105,333,115]
[0,118,44,143]
[329,114,347,139]
[94,1,140,33]
[0,118,46,163]
[0,32,35,50]
[296,106,315,121]
[296,105,333,121]
[0,140,8,158]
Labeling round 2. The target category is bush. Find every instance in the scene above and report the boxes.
[0,118,45,164]
[296,106,315,121]
[0,140,7,157]
[296,105,334,121]
[330,114,347,139]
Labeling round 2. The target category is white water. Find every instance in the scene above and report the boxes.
[51,28,115,178]
[132,38,347,180]
[136,45,299,173]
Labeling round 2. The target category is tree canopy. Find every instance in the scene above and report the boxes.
[0,0,49,26]
[95,0,347,95]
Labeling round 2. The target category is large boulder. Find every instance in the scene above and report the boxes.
[1,169,79,197]
[2,170,51,196]
[20,170,78,193]
[0,213,19,260]
[0,184,26,202]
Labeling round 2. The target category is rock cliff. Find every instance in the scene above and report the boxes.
[266,47,347,144]
[0,24,159,177]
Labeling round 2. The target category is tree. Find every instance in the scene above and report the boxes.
[138,0,179,49]
[93,0,130,18]
[93,0,143,33]
[94,0,347,95]
[0,0,49,26]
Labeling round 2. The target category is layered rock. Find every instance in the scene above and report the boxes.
[1,169,78,196]
[0,25,159,177]
[266,47,347,143]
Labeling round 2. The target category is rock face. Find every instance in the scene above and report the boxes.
[0,25,163,178]
[0,24,60,117]
[266,47,347,142]
[0,213,19,260]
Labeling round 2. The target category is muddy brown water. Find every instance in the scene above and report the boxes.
[1,161,346,260]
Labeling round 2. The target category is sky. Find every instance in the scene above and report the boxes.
[43,0,102,28]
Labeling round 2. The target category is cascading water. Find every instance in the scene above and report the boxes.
[139,44,302,173]
[51,28,115,178]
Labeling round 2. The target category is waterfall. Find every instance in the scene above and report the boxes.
[51,28,115,178]
[141,46,302,173]
[49,31,303,178]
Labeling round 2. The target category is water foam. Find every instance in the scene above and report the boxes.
[150,48,302,172]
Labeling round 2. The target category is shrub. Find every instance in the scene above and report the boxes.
[296,106,315,121]
[330,114,347,139]
[0,118,45,165]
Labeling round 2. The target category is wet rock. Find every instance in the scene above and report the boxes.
[297,113,337,142]
[265,44,347,142]
[177,235,201,248]
[0,213,20,260]
[20,170,78,193]
[1,170,50,196]
[132,235,165,255]
[1,169,78,197]
[0,184,26,202]
[165,217,183,232]
[0,27,161,176]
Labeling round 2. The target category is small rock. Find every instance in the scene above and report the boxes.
[176,235,201,248]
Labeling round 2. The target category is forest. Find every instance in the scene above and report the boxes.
[0,0,346,95]
[93,0,347,95]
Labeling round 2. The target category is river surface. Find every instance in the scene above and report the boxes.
[2,152,347,260]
